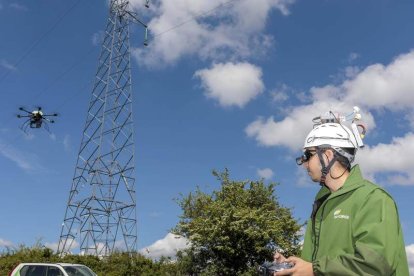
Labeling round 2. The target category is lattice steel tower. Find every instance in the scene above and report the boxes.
[58,0,148,256]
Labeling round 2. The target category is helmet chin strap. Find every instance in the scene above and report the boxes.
[317,149,337,186]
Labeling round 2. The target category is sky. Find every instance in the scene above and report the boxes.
[0,0,413,272]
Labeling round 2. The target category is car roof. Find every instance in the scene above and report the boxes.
[56,263,86,266]
[17,263,85,266]
[17,263,60,265]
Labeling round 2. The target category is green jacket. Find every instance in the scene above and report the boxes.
[301,165,409,275]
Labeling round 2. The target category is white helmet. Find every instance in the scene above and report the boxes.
[304,123,360,164]
[304,123,358,149]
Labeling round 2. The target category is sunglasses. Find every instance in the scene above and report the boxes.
[296,149,317,165]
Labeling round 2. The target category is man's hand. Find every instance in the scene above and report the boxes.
[273,256,313,276]
[273,251,287,263]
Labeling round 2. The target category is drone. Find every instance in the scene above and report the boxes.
[16,106,58,133]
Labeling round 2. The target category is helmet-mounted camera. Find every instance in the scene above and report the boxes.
[296,106,366,166]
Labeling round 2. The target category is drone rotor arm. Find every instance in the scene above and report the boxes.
[17,114,32,118]
[18,107,32,114]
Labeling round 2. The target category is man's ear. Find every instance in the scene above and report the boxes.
[323,148,335,163]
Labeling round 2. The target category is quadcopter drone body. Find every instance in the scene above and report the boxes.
[17,107,58,133]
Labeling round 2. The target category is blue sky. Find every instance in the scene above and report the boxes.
[0,0,413,271]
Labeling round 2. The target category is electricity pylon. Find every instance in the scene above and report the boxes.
[58,0,148,256]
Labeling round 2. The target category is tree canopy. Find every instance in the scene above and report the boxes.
[173,169,302,275]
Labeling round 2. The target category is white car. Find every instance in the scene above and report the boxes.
[9,263,97,276]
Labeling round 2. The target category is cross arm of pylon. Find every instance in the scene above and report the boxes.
[124,10,149,46]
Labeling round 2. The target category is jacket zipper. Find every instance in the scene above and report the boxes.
[312,201,327,261]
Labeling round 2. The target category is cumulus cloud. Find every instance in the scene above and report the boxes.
[257,168,274,180]
[246,100,374,149]
[343,51,414,111]
[407,244,414,275]
[131,0,295,67]
[355,133,414,185]
[139,233,189,259]
[246,49,414,185]
[194,62,264,108]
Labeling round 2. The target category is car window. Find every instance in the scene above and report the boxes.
[62,266,95,276]
[47,266,65,276]
[20,265,47,276]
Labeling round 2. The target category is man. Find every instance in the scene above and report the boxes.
[274,113,409,275]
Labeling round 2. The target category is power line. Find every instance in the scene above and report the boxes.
[152,0,238,38]
[0,0,83,84]
[30,46,97,105]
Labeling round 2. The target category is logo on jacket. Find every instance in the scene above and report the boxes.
[333,209,349,220]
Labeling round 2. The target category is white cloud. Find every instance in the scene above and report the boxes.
[295,167,314,187]
[45,242,59,252]
[344,66,360,79]
[194,62,264,108]
[0,238,14,248]
[356,133,414,186]
[246,100,372,150]
[257,168,274,180]
[1,59,17,71]
[56,238,80,254]
[270,84,291,103]
[407,244,414,276]
[271,91,289,103]
[131,0,295,67]
[91,31,104,46]
[139,233,190,260]
[246,49,414,185]
[63,135,71,152]
[9,3,28,11]
[348,52,360,63]
[0,139,43,172]
[343,51,414,111]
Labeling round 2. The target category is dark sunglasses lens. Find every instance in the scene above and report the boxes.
[305,150,317,159]
[296,150,316,165]
[296,156,305,165]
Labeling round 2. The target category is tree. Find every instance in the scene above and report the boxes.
[173,169,302,275]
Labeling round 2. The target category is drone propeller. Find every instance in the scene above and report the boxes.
[43,112,59,117]
[18,106,31,114]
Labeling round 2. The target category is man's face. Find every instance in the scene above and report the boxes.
[302,147,322,182]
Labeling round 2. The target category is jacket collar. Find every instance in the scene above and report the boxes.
[315,165,364,200]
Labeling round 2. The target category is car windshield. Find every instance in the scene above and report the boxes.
[62,265,96,276]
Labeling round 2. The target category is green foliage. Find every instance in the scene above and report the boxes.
[173,169,302,275]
